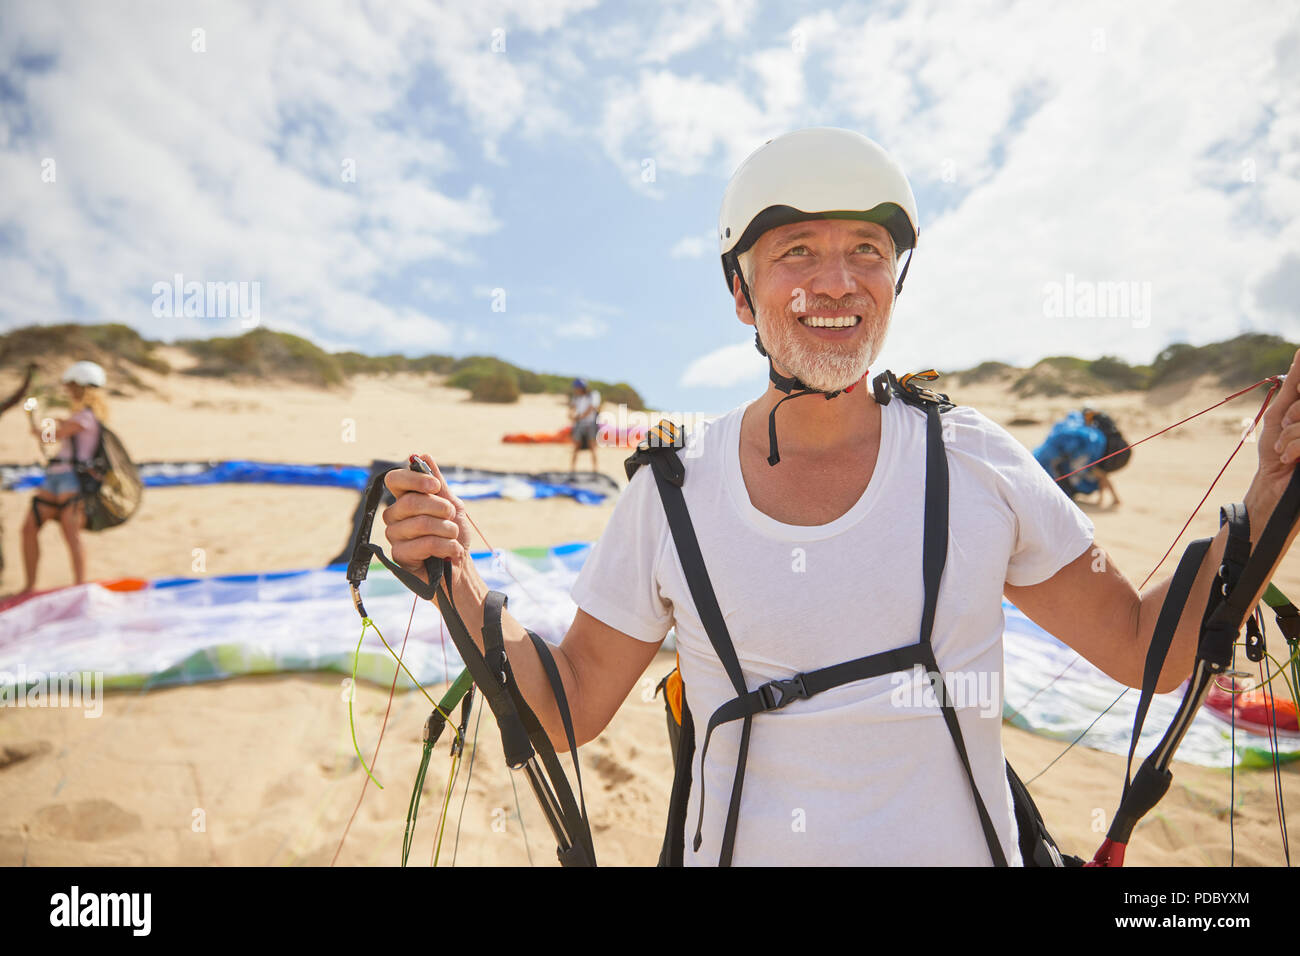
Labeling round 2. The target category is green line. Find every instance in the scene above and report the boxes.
[402,667,474,867]
[438,668,474,714]
[1264,583,1292,610]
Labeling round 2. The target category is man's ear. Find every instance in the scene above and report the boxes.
[733,272,755,326]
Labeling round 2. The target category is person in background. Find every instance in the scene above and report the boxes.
[19,361,107,592]
[568,378,602,473]
[1080,408,1122,508]
[1032,409,1120,508]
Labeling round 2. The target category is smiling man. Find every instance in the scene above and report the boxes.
[383,127,1300,866]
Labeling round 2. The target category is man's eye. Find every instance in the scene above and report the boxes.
[857,243,882,255]
[782,245,809,256]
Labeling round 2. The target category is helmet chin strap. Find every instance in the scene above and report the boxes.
[754,330,865,467]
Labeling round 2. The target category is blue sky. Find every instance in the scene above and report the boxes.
[1,0,1297,413]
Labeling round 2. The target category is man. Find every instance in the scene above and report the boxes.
[568,378,602,473]
[382,128,1300,865]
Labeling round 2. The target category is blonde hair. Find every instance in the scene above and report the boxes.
[71,386,109,422]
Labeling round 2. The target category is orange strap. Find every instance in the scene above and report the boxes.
[665,653,683,726]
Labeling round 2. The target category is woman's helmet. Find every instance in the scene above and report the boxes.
[62,361,107,388]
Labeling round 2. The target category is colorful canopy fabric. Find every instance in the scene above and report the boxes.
[0,545,1288,768]
[1002,599,1298,768]
[0,545,590,694]
[0,460,619,504]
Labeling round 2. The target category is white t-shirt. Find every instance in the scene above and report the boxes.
[571,394,1095,866]
[572,391,601,423]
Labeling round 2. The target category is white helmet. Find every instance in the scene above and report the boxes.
[718,127,919,304]
[62,360,107,387]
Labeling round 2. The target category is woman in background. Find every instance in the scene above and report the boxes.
[19,361,107,593]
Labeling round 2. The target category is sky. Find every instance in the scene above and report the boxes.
[1,0,1297,413]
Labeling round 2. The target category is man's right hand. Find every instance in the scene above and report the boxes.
[382,455,474,587]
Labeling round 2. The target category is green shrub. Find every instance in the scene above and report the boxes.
[1088,355,1148,391]
[471,370,520,403]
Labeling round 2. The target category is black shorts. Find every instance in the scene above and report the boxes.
[573,419,599,451]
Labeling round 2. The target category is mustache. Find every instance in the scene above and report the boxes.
[783,298,878,316]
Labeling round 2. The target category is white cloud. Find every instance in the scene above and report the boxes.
[599,69,798,193]
[0,0,593,346]
[655,0,1300,370]
[681,340,762,388]
[671,232,715,258]
[639,0,759,64]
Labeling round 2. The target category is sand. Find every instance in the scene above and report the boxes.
[0,356,1295,866]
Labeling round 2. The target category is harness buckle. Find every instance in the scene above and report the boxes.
[757,674,810,711]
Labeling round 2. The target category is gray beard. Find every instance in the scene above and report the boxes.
[755,307,888,393]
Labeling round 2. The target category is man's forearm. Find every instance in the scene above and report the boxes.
[1137,478,1293,693]
[447,563,579,752]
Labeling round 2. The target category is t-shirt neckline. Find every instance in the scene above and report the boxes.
[723,396,898,542]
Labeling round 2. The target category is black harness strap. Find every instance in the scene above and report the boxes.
[1120,537,1212,789]
[691,641,937,858]
[1093,468,1300,864]
[346,466,596,866]
[638,433,755,866]
[631,372,1009,866]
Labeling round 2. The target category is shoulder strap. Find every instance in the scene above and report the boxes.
[893,375,1008,865]
[872,368,955,412]
[627,419,754,864]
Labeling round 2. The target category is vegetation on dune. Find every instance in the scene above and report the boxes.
[7,322,1283,410]
[956,360,1016,386]
[0,323,167,401]
[447,356,538,394]
[1148,334,1296,391]
[1008,355,1151,398]
[176,328,346,387]
[0,324,650,409]
[1088,355,1150,391]
[951,334,1294,399]
[470,369,522,403]
[334,351,457,377]
[444,355,644,408]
